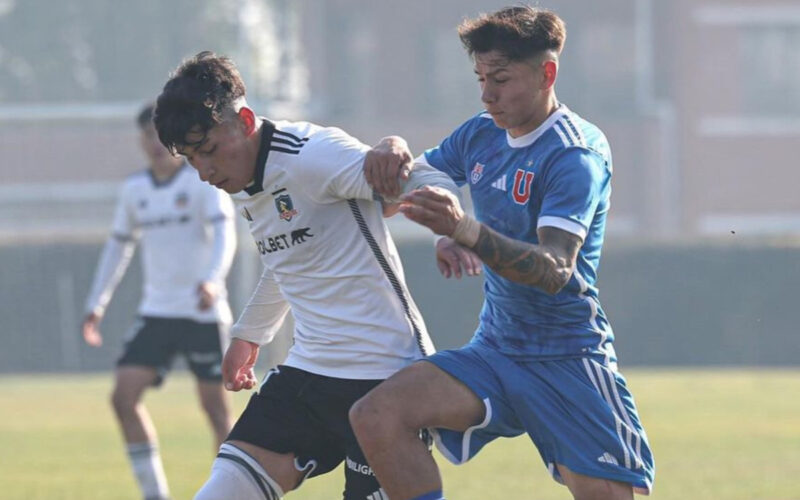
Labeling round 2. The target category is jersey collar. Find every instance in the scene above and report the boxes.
[506,104,568,149]
[244,118,276,196]
[147,162,187,188]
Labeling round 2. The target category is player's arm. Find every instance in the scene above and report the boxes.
[298,127,459,203]
[224,269,289,391]
[364,121,470,199]
[471,224,580,294]
[198,188,237,310]
[365,130,481,278]
[82,235,137,345]
[388,157,481,278]
[399,186,580,294]
[83,188,138,345]
[363,136,413,198]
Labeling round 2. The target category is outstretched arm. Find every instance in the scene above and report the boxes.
[399,186,581,294]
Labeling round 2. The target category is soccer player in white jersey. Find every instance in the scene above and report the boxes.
[83,104,237,500]
[153,52,464,500]
[351,6,655,500]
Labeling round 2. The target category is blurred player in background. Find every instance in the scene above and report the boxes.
[351,6,655,500]
[153,51,469,500]
[83,103,237,500]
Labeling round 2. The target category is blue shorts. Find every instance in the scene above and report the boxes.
[427,342,654,495]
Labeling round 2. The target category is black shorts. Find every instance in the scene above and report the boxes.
[227,365,384,499]
[117,316,225,386]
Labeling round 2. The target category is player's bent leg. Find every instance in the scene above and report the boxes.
[557,463,634,500]
[196,380,233,448]
[195,442,291,500]
[111,365,160,443]
[349,360,485,500]
[111,366,170,500]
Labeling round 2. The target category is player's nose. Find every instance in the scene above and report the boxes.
[191,159,214,182]
[481,84,497,104]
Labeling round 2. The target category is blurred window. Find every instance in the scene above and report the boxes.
[741,26,800,115]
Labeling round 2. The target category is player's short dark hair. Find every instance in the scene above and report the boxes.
[458,6,566,62]
[136,103,155,129]
[154,51,246,153]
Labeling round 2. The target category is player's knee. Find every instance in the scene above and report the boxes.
[110,388,137,417]
[560,466,632,500]
[196,445,285,500]
[349,391,404,443]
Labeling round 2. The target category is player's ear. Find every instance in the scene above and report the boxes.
[542,60,557,90]
[237,107,256,135]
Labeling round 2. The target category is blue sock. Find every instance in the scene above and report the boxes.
[410,491,445,500]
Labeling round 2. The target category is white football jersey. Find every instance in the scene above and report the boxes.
[231,119,450,379]
[86,164,235,323]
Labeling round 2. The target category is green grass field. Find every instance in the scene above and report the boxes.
[1,369,799,499]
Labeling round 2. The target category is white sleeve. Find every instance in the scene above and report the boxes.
[84,236,136,316]
[293,127,374,203]
[399,154,463,202]
[201,187,237,283]
[230,268,291,345]
[109,183,136,238]
[84,189,137,316]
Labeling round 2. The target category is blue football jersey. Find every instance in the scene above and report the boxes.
[424,105,615,361]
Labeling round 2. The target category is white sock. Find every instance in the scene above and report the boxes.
[127,442,170,500]
[194,443,284,500]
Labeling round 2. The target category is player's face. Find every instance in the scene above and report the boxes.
[474,51,550,138]
[178,118,255,194]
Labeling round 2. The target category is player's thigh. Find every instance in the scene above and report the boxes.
[356,360,485,432]
[112,365,159,406]
[117,316,178,385]
[557,463,633,500]
[227,367,347,485]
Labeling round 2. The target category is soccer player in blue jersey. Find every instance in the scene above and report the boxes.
[351,6,654,500]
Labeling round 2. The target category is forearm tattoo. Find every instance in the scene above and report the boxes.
[471,225,579,294]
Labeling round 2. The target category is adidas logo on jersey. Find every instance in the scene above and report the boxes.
[491,175,507,191]
[597,452,619,466]
[366,488,389,500]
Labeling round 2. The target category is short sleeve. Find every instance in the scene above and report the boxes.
[292,127,373,203]
[537,148,609,240]
[423,118,477,186]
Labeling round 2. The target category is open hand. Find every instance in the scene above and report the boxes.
[435,237,482,279]
[222,338,260,391]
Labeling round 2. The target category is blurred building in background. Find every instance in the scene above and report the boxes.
[1,0,799,373]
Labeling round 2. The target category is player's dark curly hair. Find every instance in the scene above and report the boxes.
[136,103,155,130]
[154,51,246,153]
[458,6,566,62]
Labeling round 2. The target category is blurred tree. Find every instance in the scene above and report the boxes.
[0,0,306,105]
